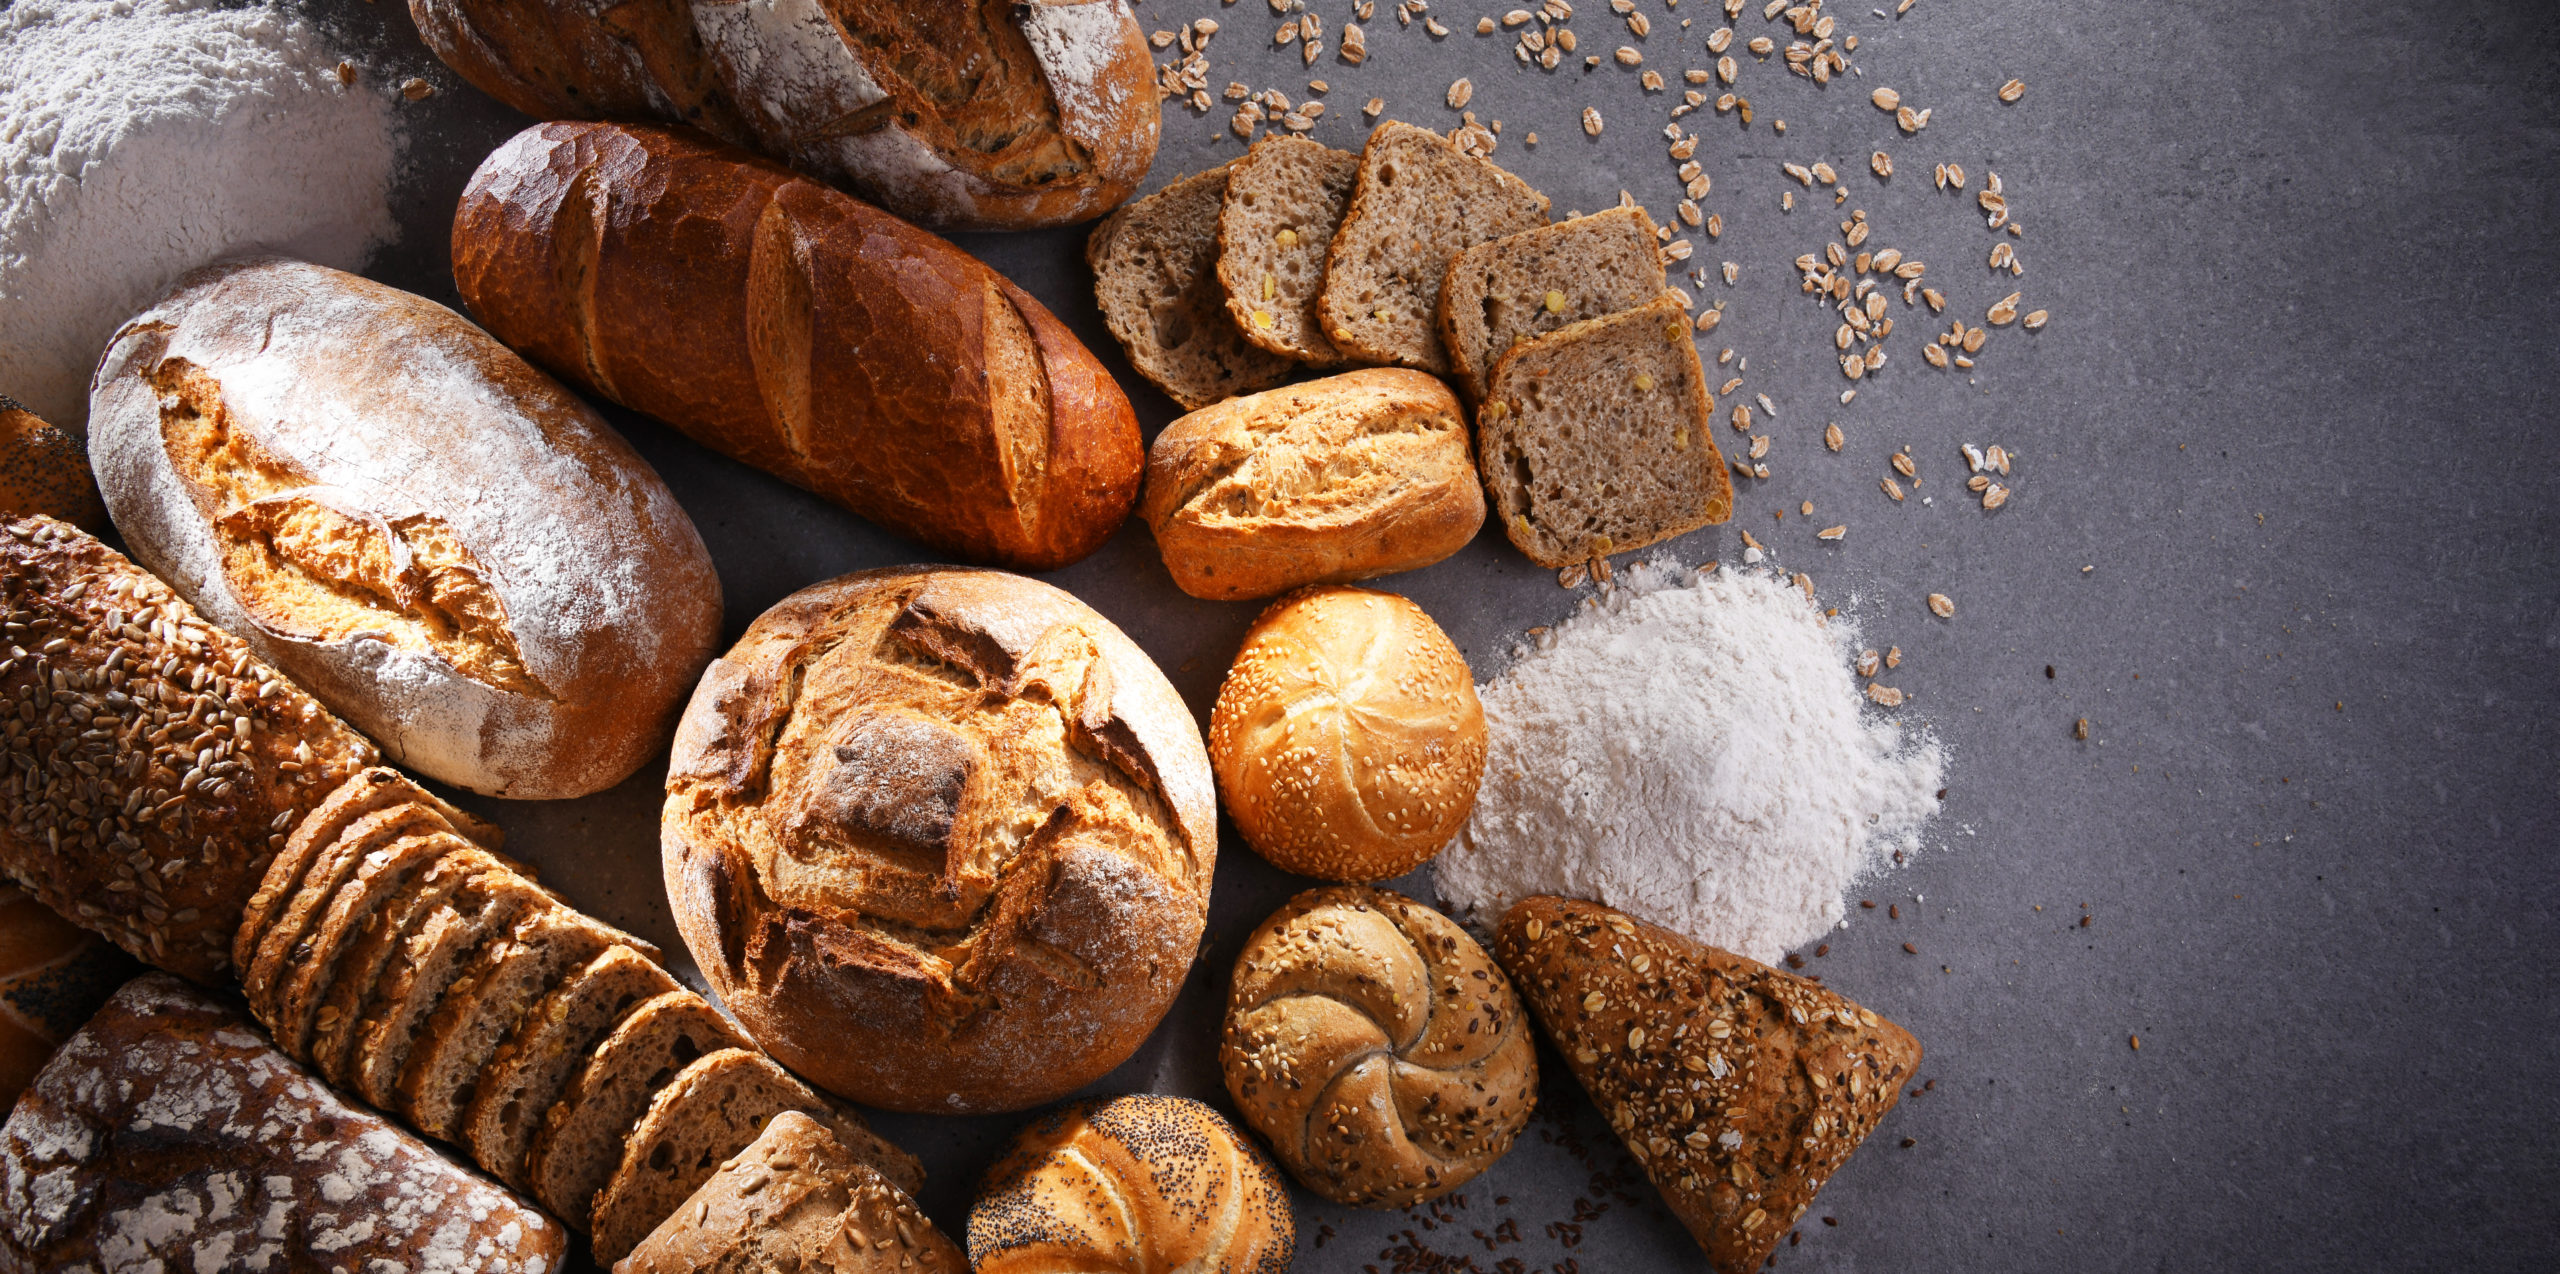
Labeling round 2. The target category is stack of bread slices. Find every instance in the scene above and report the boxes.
[232,765,921,1263]
[1091,120,1734,571]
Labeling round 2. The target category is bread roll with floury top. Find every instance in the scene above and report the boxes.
[87,257,722,800]
[661,567,1216,1113]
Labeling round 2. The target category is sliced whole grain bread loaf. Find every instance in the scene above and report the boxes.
[586,1047,927,1261]
[311,846,509,1087]
[397,905,630,1142]
[269,829,470,1059]
[465,943,678,1192]
[1440,206,1670,401]
[1218,136,1362,365]
[233,768,499,979]
[1318,122,1550,374]
[241,802,449,1019]
[526,988,749,1229]
[351,867,549,1110]
[1477,294,1733,567]
[1088,163,1296,409]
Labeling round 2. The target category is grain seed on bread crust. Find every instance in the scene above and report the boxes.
[1218,135,1362,364]
[1318,121,1550,374]
[1477,294,1734,567]
[1089,163,1296,409]
[1439,206,1671,401]
[1493,897,1921,1274]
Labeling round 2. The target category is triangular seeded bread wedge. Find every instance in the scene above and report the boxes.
[351,867,550,1110]
[311,845,510,1087]
[1440,206,1670,402]
[464,944,679,1193]
[397,905,630,1142]
[1088,163,1296,409]
[1217,135,1361,365]
[1477,294,1734,567]
[269,829,469,1060]
[586,1048,926,1262]
[525,989,750,1230]
[1318,121,1551,373]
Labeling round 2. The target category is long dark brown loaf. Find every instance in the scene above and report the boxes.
[0,516,375,983]
[454,121,1142,570]
[0,973,571,1271]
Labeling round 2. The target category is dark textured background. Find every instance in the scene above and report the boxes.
[304,0,2560,1268]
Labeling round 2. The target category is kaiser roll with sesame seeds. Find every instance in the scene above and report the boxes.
[1221,886,1536,1207]
[661,567,1218,1114]
[1494,897,1922,1274]
[967,1094,1295,1274]
[1209,586,1486,882]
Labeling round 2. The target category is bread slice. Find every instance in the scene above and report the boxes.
[1217,136,1361,365]
[396,905,628,1142]
[310,846,507,1087]
[240,802,448,1020]
[587,1048,926,1261]
[350,868,549,1110]
[1088,163,1296,409]
[463,944,678,1192]
[268,829,467,1059]
[1440,206,1669,401]
[525,989,749,1229]
[1477,295,1733,567]
[615,1110,963,1274]
[1318,121,1551,373]
[232,768,500,979]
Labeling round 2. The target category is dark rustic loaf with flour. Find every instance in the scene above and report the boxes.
[455,122,1140,570]
[88,256,722,800]
[0,973,570,1272]
[0,516,377,983]
[1494,897,1921,1274]
[662,567,1218,1113]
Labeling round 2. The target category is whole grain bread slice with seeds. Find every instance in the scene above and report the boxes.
[1089,163,1296,409]
[525,988,750,1229]
[398,905,635,1142]
[351,867,551,1110]
[1317,121,1550,374]
[464,943,678,1192]
[1477,295,1733,568]
[1217,136,1361,365]
[1440,206,1671,402]
[268,828,470,1059]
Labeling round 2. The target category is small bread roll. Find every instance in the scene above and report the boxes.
[967,1095,1294,1274]
[0,397,105,534]
[1222,886,1536,1207]
[1209,586,1486,881]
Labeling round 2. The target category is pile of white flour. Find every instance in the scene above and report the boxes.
[1439,562,1945,963]
[0,0,400,428]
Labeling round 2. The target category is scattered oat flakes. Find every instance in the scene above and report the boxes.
[1867,683,1905,707]
[1926,593,1955,618]
[1870,87,1900,111]
[400,77,434,100]
[1583,105,1605,135]
[1999,77,2026,102]
[1825,422,1845,451]
[1982,483,2010,510]
[1871,150,1893,178]
[1448,77,1474,108]
[2023,309,2049,330]
[1817,524,1847,541]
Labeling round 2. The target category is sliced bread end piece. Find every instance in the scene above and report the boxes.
[1217,135,1362,365]
[1478,295,1733,568]
[1440,205,1669,401]
[1318,121,1551,374]
[1089,163,1296,410]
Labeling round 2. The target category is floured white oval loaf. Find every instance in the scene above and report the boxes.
[88,256,722,800]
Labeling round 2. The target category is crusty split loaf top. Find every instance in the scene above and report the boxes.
[0,516,376,982]
[456,122,1141,570]
[87,257,722,800]
[662,567,1217,1113]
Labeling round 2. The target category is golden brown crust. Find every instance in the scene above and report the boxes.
[662,567,1216,1113]
[616,1110,965,1274]
[454,122,1141,570]
[1493,897,1922,1274]
[967,1095,1295,1274]
[1141,370,1485,601]
[408,0,745,136]
[1209,586,1485,882]
[0,516,375,983]
[0,887,137,1111]
[0,400,105,535]
[1221,886,1535,1207]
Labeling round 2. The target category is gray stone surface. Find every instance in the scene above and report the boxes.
[298,0,2558,1268]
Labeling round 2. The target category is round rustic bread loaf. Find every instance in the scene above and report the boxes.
[967,1094,1294,1274]
[1221,886,1536,1207]
[661,567,1217,1113]
[1209,586,1487,881]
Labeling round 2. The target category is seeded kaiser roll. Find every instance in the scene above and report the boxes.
[1209,586,1486,882]
[661,567,1218,1113]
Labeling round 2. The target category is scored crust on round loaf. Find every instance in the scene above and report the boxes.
[1218,136,1362,365]
[1317,122,1551,375]
[1438,205,1671,403]
[242,803,450,1023]
[1478,293,1735,568]
[351,869,550,1110]
[397,906,629,1142]
[308,845,509,1087]
[526,989,749,1228]
[587,1047,921,1262]
[1089,163,1297,410]
[267,829,473,1060]
[661,567,1219,1113]
[463,944,679,1192]
[616,1109,965,1274]
[968,1094,1295,1274]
